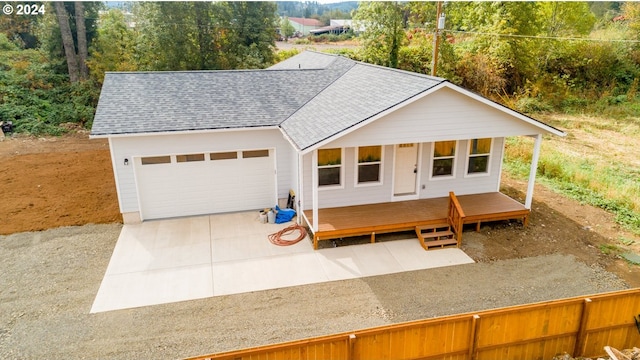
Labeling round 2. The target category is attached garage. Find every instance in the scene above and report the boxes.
[134,149,276,220]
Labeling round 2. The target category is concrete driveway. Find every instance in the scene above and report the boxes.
[91,212,474,313]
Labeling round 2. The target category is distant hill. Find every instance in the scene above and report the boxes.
[276,1,358,18]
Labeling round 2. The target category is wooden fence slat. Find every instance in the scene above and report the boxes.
[186,289,640,360]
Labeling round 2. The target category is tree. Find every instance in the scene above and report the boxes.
[54,2,79,82]
[538,2,595,37]
[75,2,89,80]
[135,1,277,71]
[87,9,137,83]
[446,1,542,93]
[353,1,407,68]
[225,2,278,68]
[281,17,296,40]
[50,2,100,82]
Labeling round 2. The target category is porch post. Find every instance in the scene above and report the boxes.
[525,134,543,209]
[297,152,303,224]
[311,149,319,231]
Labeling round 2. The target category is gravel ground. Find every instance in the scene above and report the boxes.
[0,223,628,359]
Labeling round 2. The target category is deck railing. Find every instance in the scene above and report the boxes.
[448,191,466,246]
[184,288,640,360]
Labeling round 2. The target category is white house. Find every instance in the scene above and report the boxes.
[90,51,565,247]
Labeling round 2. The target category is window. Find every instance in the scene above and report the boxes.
[318,148,342,187]
[432,141,456,177]
[176,153,204,163]
[357,146,382,184]
[467,138,492,174]
[210,152,237,160]
[243,149,269,158]
[141,156,171,165]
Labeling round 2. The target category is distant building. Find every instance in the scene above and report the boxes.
[286,17,323,36]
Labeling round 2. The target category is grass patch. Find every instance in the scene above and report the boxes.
[504,123,640,235]
[599,244,621,256]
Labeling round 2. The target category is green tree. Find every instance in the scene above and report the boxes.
[40,2,101,80]
[539,2,595,37]
[447,1,542,94]
[225,2,278,69]
[0,2,42,48]
[87,9,137,83]
[134,2,201,70]
[353,1,406,68]
[280,17,296,40]
[134,2,277,71]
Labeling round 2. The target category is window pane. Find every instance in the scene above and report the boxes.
[318,148,341,166]
[358,164,380,183]
[210,152,237,160]
[243,150,269,158]
[318,167,340,186]
[468,155,489,173]
[141,156,171,165]
[176,153,205,162]
[469,138,491,155]
[433,159,453,176]
[434,141,456,157]
[358,146,381,163]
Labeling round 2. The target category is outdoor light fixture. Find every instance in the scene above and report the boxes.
[124,158,129,166]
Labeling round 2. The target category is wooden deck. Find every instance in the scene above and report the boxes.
[303,192,530,249]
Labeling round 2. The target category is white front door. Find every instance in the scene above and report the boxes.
[393,143,419,197]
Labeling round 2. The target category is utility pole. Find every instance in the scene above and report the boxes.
[431,1,444,77]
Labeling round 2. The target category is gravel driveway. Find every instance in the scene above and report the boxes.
[0,223,628,359]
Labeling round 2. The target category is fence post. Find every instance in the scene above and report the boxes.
[348,334,357,360]
[468,315,481,360]
[574,298,592,357]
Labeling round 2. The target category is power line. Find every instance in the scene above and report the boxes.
[444,29,640,44]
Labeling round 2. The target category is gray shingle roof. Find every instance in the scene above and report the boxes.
[91,58,352,136]
[267,51,339,70]
[90,51,444,149]
[280,63,443,150]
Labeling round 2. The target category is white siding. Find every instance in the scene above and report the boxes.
[420,138,504,198]
[302,139,505,209]
[327,87,545,148]
[109,129,294,213]
[302,145,394,209]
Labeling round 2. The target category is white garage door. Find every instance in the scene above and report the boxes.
[135,149,276,220]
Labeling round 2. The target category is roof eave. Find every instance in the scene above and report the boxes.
[89,125,280,139]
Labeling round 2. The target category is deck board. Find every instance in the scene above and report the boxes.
[303,192,530,248]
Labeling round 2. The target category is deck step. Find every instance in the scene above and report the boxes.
[421,238,458,249]
[418,230,454,239]
[415,224,458,250]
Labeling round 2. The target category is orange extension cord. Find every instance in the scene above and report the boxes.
[268,224,308,246]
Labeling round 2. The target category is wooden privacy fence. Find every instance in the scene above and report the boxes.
[185,288,640,360]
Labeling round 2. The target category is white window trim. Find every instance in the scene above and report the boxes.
[354,146,384,188]
[318,147,345,190]
[429,140,458,181]
[464,138,493,178]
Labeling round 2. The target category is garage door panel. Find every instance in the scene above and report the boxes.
[136,150,276,220]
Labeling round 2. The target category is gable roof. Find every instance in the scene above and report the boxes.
[287,17,323,27]
[91,51,565,150]
[90,57,353,136]
[280,63,443,150]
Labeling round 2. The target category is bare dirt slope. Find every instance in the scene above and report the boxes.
[0,133,639,359]
[0,132,120,235]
